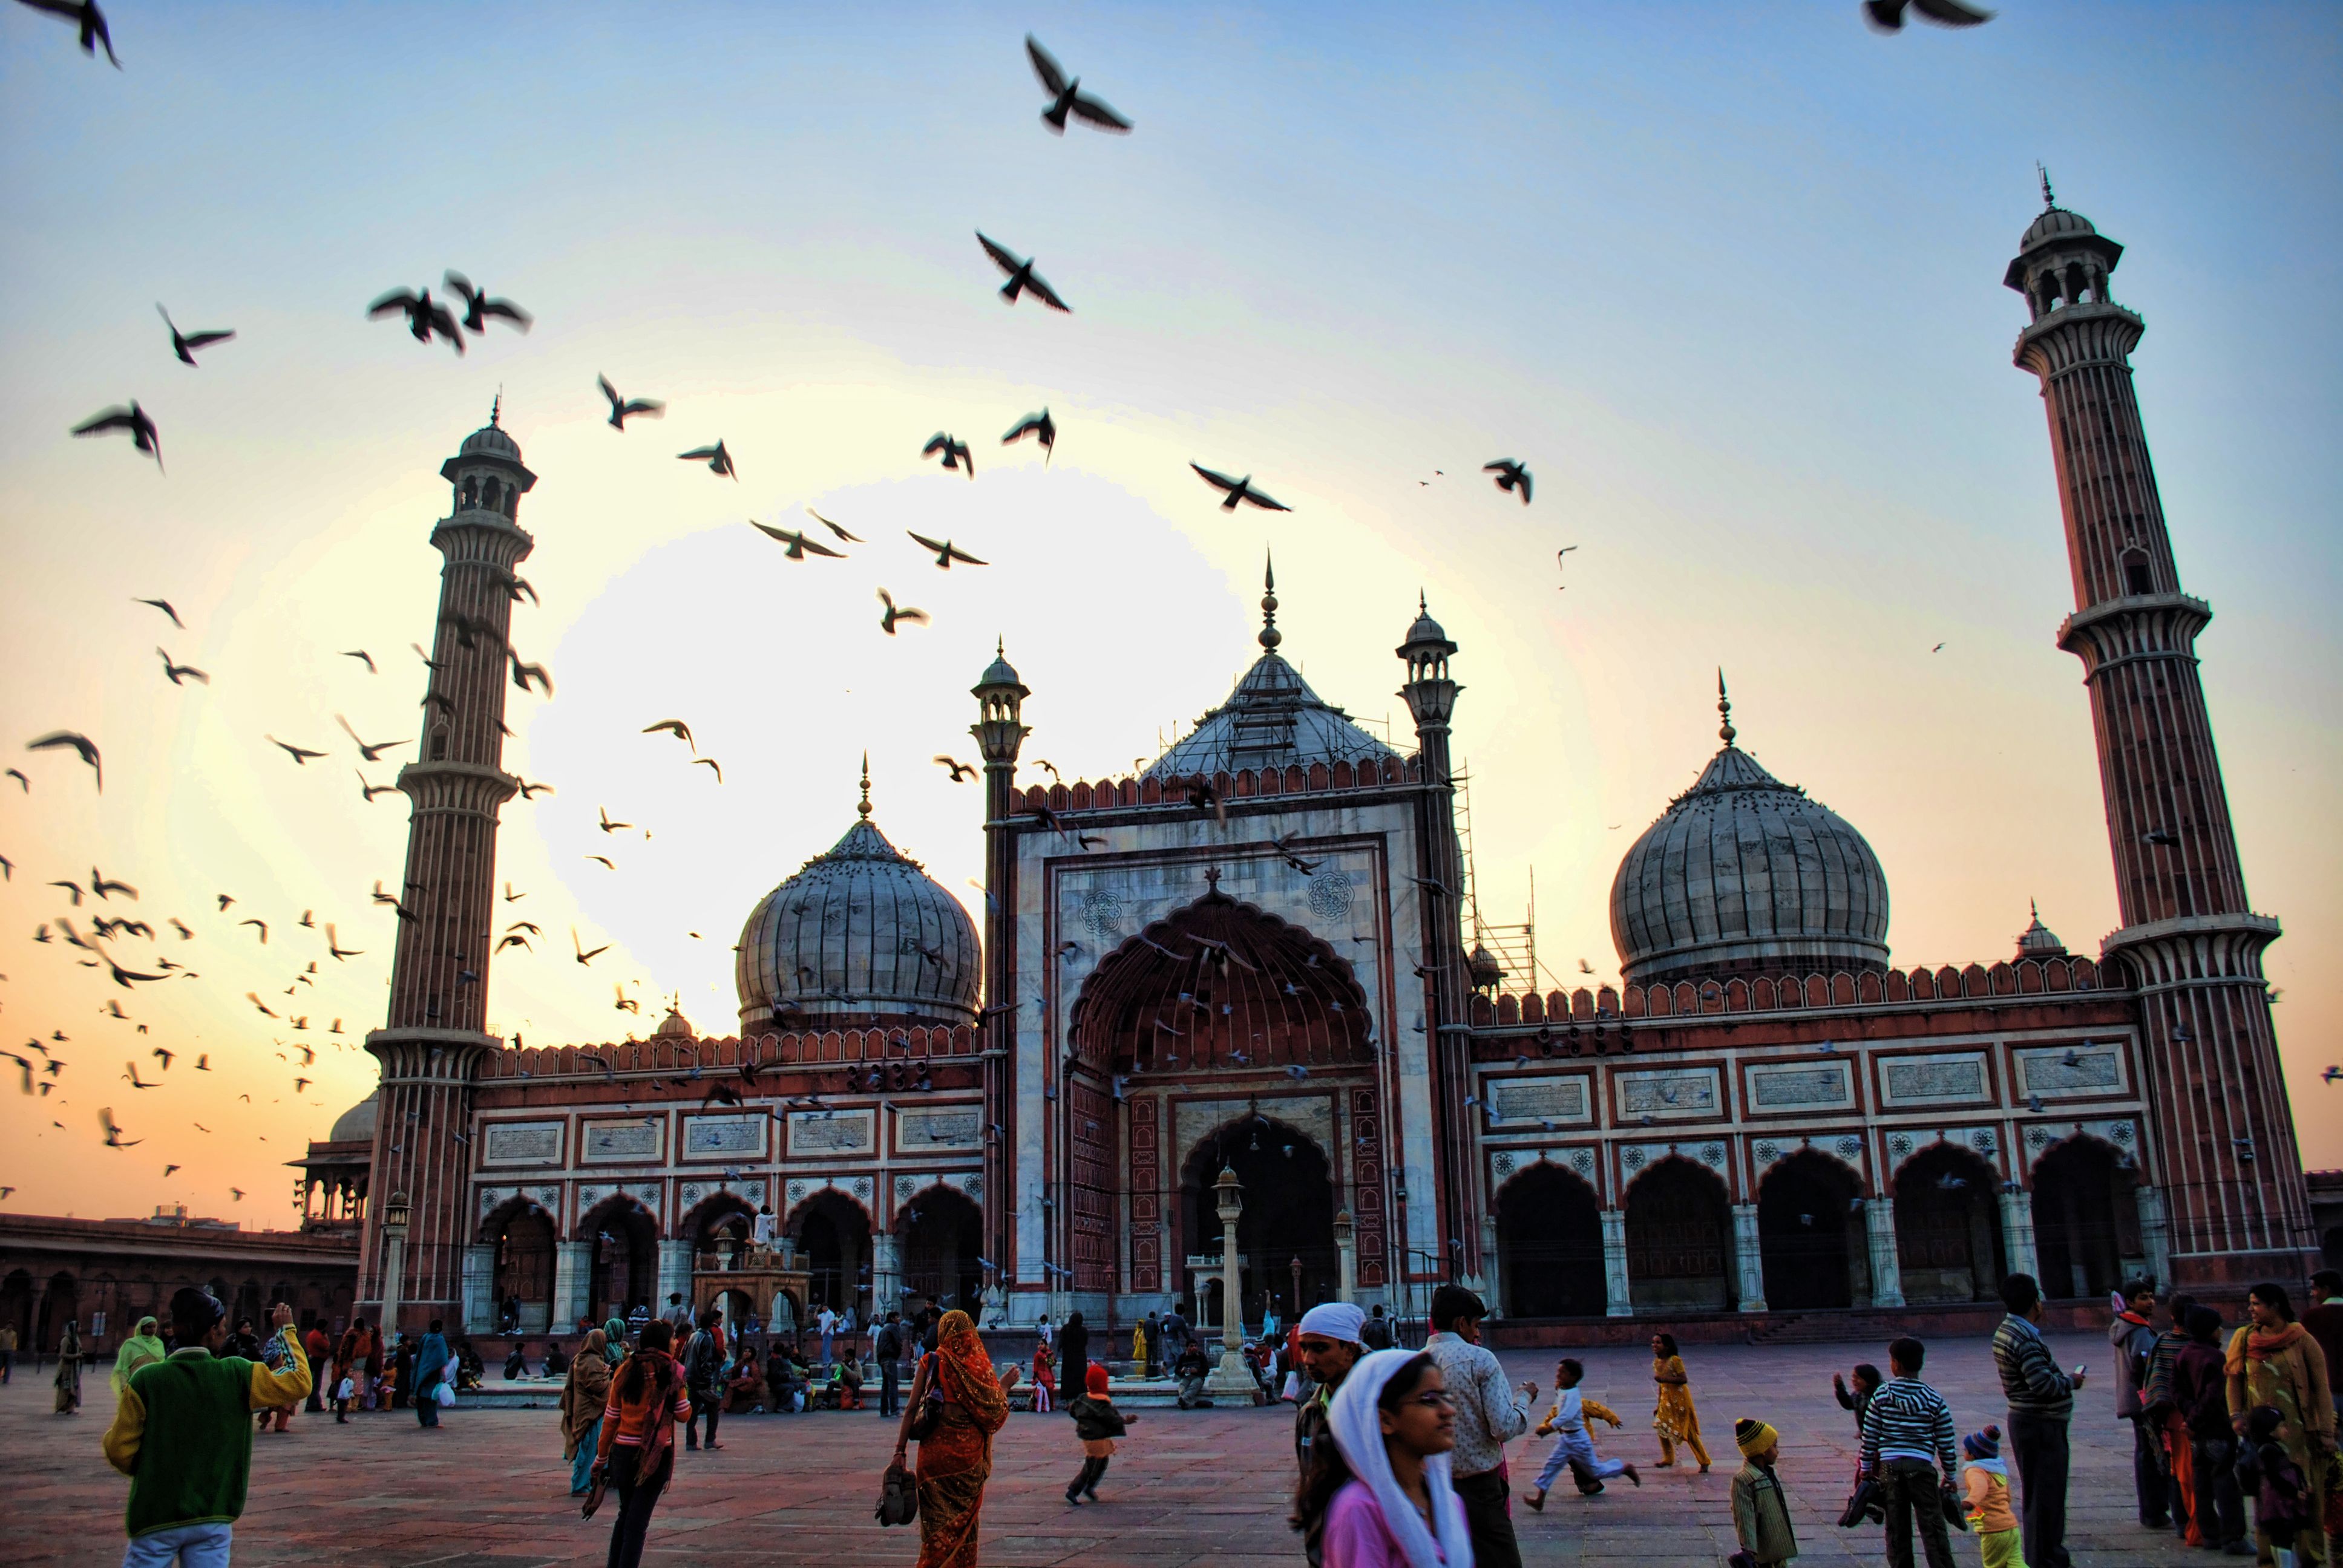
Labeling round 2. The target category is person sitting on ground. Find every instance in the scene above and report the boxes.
[504,1341,531,1380]
[1731,1418,1799,1568]
[764,1345,801,1413]
[544,1341,571,1378]
[724,1349,765,1414]
[1174,1338,1213,1410]
[836,1354,865,1411]
[456,1341,485,1390]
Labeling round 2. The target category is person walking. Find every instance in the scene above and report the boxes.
[333,1319,371,1420]
[876,1310,906,1418]
[1993,1272,2082,1568]
[1064,1362,1136,1504]
[592,1320,692,1568]
[1142,1312,1162,1378]
[1294,1302,1367,1486]
[1425,1284,1535,1568]
[2143,1292,2203,1546]
[1359,1304,1394,1352]
[1130,1316,1150,1383]
[682,1307,725,1452]
[102,1290,312,1567]
[1650,1332,1710,1471]
[1958,1426,2025,1568]
[2172,1305,2248,1556]
[300,1324,330,1415]
[1524,1357,1636,1508]
[1289,1347,1474,1568]
[111,1317,168,1403]
[2108,1278,2171,1529]
[893,1309,1011,1568]
[2224,1281,2333,1568]
[1731,1417,1798,1568]
[1862,1336,1961,1568]
[0,1322,16,1383]
[662,1294,693,1339]
[54,1318,85,1414]
[413,1319,451,1429]
[562,1327,611,1497]
[1057,1312,1089,1399]
[1833,1363,1887,1524]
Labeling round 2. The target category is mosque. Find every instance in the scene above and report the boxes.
[321,196,2319,1345]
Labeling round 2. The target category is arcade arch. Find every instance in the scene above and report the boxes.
[580,1195,658,1325]
[2030,1136,2139,1300]
[1893,1143,2006,1304]
[1495,1162,1605,1318]
[683,1191,756,1272]
[788,1189,872,1317]
[1755,1152,1863,1311]
[1624,1158,1732,1314]
[480,1197,556,1334]
[898,1184,985,1316]
[1181,1115,1339,1327]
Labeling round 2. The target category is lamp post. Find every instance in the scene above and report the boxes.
[380,1190,412,1339]
[1206,1167,1257,1402]
[1333,1210,1357,1304]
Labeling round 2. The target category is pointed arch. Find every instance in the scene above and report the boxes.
[1178,1112,1339,1326]
[1623,1155,1732,1314]
[1494,1160,1604,1317]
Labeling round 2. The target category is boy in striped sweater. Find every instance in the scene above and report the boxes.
[1862,1336,1961,1568]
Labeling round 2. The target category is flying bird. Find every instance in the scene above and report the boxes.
[155,648,209,685]
[2142,828,2181,848]
[99,1108,140,1147]
[642,719,694,750]
[1001,407,1056,462]
[266,735,326,766]
[908,531,987,569]
[368,287,465,351]
[751,521,845,560]
[678,440,738,479]
[1024,34,1132,134]
[509,654,553,696]
[156,304,234,365]
[339,648,375,672]
[807,508,862,543]
[16,0,120,65]
[597,375,663,430]
[90,867,136,900]
[1190,463,1289,512]
[124,1059,157,1089]
[690,757,722,783]
[335,714,404,762]
[133,596,183,627]
[240,918,268,944]
[975,232,1071,312]
[1484,459,1532,504]
[25,731,101,791]
[442,270,532,334]
[934,756,977,783]
[516,780,553,800]
[357,772,399,802]
[597,807,631,834]
[922,433,975,477]
[585,854,615,870]
[877,589,929,636]
[4,768,24,791]
[50,879,85,906]
[1863,0,1993,31]
[324,925,362,961]
[71,402,162,471]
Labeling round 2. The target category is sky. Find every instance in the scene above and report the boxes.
[1,2,2336,1227]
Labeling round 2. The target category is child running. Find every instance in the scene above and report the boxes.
[1065,1362,1135,1504]
[1959,1425,2025,1568]
[1524,1357,1638,1509]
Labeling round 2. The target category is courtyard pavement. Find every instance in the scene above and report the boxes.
[4,1331,2209,1566]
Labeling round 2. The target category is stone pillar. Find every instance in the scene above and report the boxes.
[1731,1203,1767,1313]
[2135,1184,2172,1290]
[657,1238,693,1316]
[1478,1215,1503,1318]
[871,1230,903,1319]
[1864,1199,1907,1309]
[1206,1168,1257,1402]
[463,1244,498,1335]
[1602,1209,1633,1318]
[381,1227,409,1339]
[551,1241,588,1333]
[1998,1187,2040,1281]
[1333,1210,1358,1305]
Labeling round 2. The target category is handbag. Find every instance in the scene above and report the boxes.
[875,1457,919,1526]
[581,1462,609,1521]
[1837,1476,1883,1528]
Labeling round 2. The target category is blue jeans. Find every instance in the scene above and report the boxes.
[122,1524,232,1568]
[571,1417,601,1494]
[1535,1427,1624,1491]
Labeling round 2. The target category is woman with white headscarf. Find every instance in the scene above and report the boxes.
[1291,1347,1476,1568]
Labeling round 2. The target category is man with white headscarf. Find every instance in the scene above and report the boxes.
[1318,1347,1476,1568]
[1296,1302,1368,1478]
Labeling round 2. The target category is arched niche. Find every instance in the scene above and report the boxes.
[1623,1157,1732,1315]
[579,1195,659,1326]
[1755,1150,1864,1311]
[1495,1161,1605,1318]
[786,1188,872,1316]
[897,1183,985,1316]
[682,1190,756,1272]
[1180,1114,1339,1325]
[1892,1142,2007,1304]
[2030,1134,2141,1300]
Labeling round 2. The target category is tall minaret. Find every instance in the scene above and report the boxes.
[359,409,536,1331]
[2005,183,2311,1284]
[1397,593,1474,1279]
[971,642,1029,1288]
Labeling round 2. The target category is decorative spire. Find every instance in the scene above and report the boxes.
[1259,549,1282,651]
[2036,162,2055,211]
[857,751,872,820]
[489,390,502,428]
[1716,668,1737,747]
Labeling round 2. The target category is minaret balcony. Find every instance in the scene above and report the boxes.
[2056,592,2212,675]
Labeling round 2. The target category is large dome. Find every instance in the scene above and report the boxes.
[329,1091,378,1145]
[1609,693,1890,985]
[735,783,979,1031]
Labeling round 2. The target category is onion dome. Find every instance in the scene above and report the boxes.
[978,641,1023,690]
[1609,676,1890,985]
[328,1091,378,1144]
[1467,944,1506,992]
[735,760,979,1031]
[1401,593,1452,656]
[1145,557,1398,780]
[653,1003,695,1040]
[2018,206,2097,250]
[2015,901,2068,959]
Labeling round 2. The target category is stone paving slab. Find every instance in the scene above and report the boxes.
[1,1333,2208,1566]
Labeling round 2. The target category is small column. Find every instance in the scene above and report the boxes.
[1333,1210,1358,1305]
[1602,1209,1633,1318]
[1205,1168,1258,1402]
[551,1241,589,1333]
[2135,1184,2172,1290]
[1864,1198,1907,1309]
[462,1244,498,1335]
[1997,1187,2040,1281]
[1731,1202,1767,1313]
[871,1231,903,1318]
[1478,1215,1503,1318]
[657,1238,693,1316]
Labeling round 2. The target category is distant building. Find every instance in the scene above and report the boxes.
[335,198,2312,1342]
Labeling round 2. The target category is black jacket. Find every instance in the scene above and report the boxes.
[1069,1393,1127,1442]
[1058,1323,1090,1382]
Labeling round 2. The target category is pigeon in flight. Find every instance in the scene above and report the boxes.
[1190,463,1289,512]
[335,714,404,762]
[934,756,977,783]
[1863,0,1993,30]
[443,271,532,334]
[133,597,182,627]
[266,735,326,766]
[156,304,234,366]
[72,402,162,471]
[156,648,209,686]
[339,648,374,671]
[574,928,609,965]
[1002,407,1057,463]
[975,233,1071,312]
[908,531,987,569]
[1484,459,1532,505]
[642,719,695,750]
[357,771,399,802]
[16,0,118,65]
[751,521,845,560]
[806,508,862,543]
[678,440,738,479]
[1024,35,1132,134]
[25,731,101,791]
[367,288,465,353]
[598,375,663,430]
[877,589,929,636]
[923,433,975,478]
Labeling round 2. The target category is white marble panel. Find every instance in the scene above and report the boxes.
[481,1120,563,1166]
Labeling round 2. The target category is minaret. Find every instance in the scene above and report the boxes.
[1397,592,1474,1279]
[2005,183,2310,1284]
[359,409,536,1331]
[971,641,1029,1286]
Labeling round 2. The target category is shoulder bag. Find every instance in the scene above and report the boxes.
[875,1456,919,1526]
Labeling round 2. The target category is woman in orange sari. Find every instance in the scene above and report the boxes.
[893,1310,1009,1568]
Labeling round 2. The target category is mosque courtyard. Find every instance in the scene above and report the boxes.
[6,1333,2209,1567]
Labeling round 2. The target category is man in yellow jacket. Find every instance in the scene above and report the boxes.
[103,1288,312,1566]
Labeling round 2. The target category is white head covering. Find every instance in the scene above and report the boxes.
[1326,1348,1475,1568]
[1299,1301,1366,1345]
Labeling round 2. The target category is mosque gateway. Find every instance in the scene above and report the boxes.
[332,197,2315,1344]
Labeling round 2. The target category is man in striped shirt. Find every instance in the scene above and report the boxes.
[1861,1335,1960,1568]
[1993,1271,2083,1568]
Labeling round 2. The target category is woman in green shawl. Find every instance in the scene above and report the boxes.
[604,1317,628,1364]
[111,1316,166,1399]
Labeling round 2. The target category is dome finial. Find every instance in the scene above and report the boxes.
[1716,668,1737,747]
[1259,548,1282,650]
[2037,162,2055,211]
[489,389,502,428]
[857,751,872,820]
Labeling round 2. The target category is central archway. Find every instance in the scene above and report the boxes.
[1624,1158,1732,1314]
[899,1186,984,1315]
[1496,1163,1605,1318]
[482,1198,556,1333]
[2031,1137,2138,1300]
[1756,1152,1861,1311]
[580,1197,657,1325]
[1182,1117,1337,1328]
[789,1190,871,1316]
[1894,1143,2006,1304]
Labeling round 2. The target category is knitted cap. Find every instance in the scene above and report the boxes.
[1735,1417,1778,1458]
[1086,1362,1112,1397]
[1963,1424,2002,1460]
